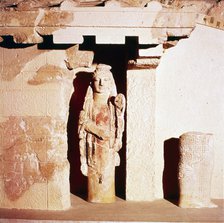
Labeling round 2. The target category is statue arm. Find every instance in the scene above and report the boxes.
[113,93,126,152]
[84,120,111,141]
[79,110,110,140]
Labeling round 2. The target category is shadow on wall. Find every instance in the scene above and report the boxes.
[67,72,92,199]
[163,138,180,205]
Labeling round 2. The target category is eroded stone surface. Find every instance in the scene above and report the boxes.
[28,64,72,85]
[65,45,94,70]
[155,24,224,199]
[0,116,68,204]
[126,60,157,201]
[0,0,63,10]
[0,1,223,45]
[178,132,217,208]
[0,46,47,81]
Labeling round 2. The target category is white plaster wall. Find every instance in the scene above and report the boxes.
[156,24,224,198]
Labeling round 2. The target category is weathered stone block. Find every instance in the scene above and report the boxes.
[0,27,43,44]
[46,137,68,163]
[29,136,47,162]
[0,180,6,206]
[0,160,3,179]
[46,51,68,68]
[126,68,156,201]
[0,47,3,76]
[2,46,45,81]
[0,181,48,210]
[65,45,94,69]
[47,160,70,210]
[46,89,67,118]
[0,115,70,209]
[3,90,47,116]
[178,132,217,208]
[0,11,38,27]
[1,91,12,117]
[0,91,3,116]
[38,11,74,27]
[23,52,48,73]
[23,71,69,91]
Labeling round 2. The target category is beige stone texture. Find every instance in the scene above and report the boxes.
[38,10,74,27]
[0,27,43,44]
[1,46,45,81]
[139,44,164,57]
[0,47,2,75]
[0,44,82,209]
[0,5,208,45]
[47,89,67,119]
[65,45,94,69]
[208,1,224,20]
[0,0,217,9]
[0,115,71,209]
[178,132,217,208]
[47,160,71,210]
[22,52,48,73]
[0,1,223,45]
[0,11,38,26]
[0,91,3,116]
[156,24,224,199]
[0,40,95,209]
[45,51,68,69]
[6,90,47,116]
[0,179,48,210]
[126,67,156,201]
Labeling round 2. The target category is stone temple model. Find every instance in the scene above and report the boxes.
[78,64,125,203]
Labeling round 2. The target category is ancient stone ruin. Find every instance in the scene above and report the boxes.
[0,0,223,211]
[178,132,217,208]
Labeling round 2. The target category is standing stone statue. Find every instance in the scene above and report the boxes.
[178,132,217,208]
[78,64,125,203]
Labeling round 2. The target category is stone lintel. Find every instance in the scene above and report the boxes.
[1,9,223,45]
[128,57,161,70]
[0,8,209,44]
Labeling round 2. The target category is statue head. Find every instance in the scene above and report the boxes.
[92,64,117,96]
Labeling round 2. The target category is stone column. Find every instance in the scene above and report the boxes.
[178,132,217,208]
[126,57,159,201]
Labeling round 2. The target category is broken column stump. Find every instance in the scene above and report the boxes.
[178,132,217,208]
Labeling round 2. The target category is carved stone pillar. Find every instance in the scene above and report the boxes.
[178,132,217,208]
[126,56,160,201]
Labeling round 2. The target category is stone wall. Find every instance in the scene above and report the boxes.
[0,44,93,209]
[156,24,224,199]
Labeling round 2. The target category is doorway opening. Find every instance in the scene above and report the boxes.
[67,36,138,199]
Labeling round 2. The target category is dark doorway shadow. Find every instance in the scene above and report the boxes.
[67,72,92,199]
[68,37,138,200]
[163,138,180,205]
[93,45,128,200]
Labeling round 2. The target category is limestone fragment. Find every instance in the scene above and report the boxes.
[28,64,71,85]
[65,45,94,70]
[178,132,217,208]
